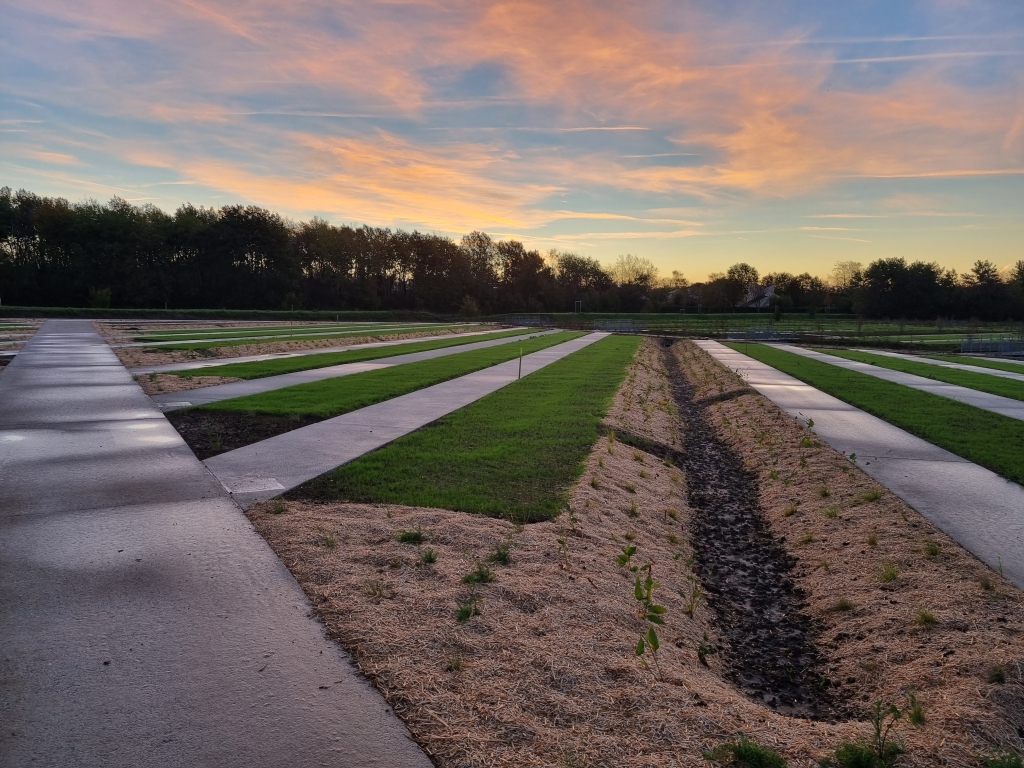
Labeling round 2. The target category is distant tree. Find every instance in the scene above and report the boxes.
[610,254,658,288]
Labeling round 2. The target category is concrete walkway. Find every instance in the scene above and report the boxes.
[0,320,431,768]
[150,329,552,410]
[205,332,610,508]
[852,348,1024,384]
[696,340,1024,589]
[130,326,519,375]
[771,344,1024,421]
[113,323,452,348]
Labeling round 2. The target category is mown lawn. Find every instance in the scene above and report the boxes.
[133,322,398,341]
[926,354,1024,376]
[202,331,582,418]
[727,343,1024,486]
[292,334,641,520]
[814,348,1024,402]
[171,328,531,379]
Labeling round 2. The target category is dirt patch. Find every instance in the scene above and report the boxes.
[102,324,491,369]
[166,409,318,460]
[135,372,240,396]
[239,337,1024,766]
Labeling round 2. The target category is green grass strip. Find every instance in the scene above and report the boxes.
[169,328,531,380]
[726,343,1024,486]
[203,331,582,418]
[154,324,466,350]
[926,354,1024,375]
[813,348,1024,403]
[295,334,641,520]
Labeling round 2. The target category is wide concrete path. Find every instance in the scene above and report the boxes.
[0,320,431,768]
[113,323,450,348]
[130,326,517,375]
[696,340,1024,589]
[205,332,610,508]
[771,344,1024,421]
[151,329,554,411]
[858,349,1024,383]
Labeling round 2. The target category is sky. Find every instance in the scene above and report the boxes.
[2,1,1023,281]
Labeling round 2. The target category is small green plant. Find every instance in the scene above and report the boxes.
[462,562,495,584]
[988,664,1006,684]
[823,506,839,519]
[833,597,854,612]
[267,499,287,515]
[681,575,703,617]
[702,733,787,768]
[783,503,798,517]
[980,574,994,591]
[667,508,678,520]
[878,561,899,583]
[615,544,638,570]
[624,483,637,494]
[801,436,814,448]
[913,608,936,626]
[598,456,604,468]
[807,418,814,428]
[397,525,425,544]
[419,547,438,564]
[867,531,878,547]
[799,456,807,468]
[365,579,392,600]
[667,533,680,545]
[632,563,666,676]
[818,485,831,498]
[906,691,924,726]
[455,594,481,622]
[799,530,815,545]
[922,540,940,558]
[446,653,463,672]
[489,542,511,565]
[633,450,644,462]
[317,531,336,548]
[639,469,650,479]
[148,371,157,381]
[824,700,904,768]
[849,452,857,462]
[983,750,1024,768]
[697,631,717,666]
[623,530,636,541]
[607,432,616,454]
[628,500,639,517]
[590,476,601,489]
[770,470,779,480]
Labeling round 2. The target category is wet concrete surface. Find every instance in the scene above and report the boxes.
[772,344,1024,421]
[855,348,1024,383]
[204,332,610,508]
[0,320,432,767]
[130,326,520,374]
[697,340,1024,590]
[151,328,556,411]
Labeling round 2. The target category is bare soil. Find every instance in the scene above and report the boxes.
[136,373,240,396]
[166,409,319,460]
[243,337,1024,766]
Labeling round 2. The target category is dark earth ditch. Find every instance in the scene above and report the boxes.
[166,409,318,460]
[662,339,842,720]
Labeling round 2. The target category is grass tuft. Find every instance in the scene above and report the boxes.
[397,525,425,545]
[913,608,936,626]
[878,561,899,583]
[462,562,495,585]
[702,733,787,768]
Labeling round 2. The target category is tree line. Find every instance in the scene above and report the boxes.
[2,187,1022,319]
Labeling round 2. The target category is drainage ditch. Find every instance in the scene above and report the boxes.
[662,340,839,719]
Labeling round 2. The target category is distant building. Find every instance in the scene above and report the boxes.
[737,283,775,310]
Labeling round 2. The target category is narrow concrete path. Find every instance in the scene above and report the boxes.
[205,332,611,508]
[113,323,453,348]
[771,344,1024,421]
[981,356,1024,367]
[130,326,517,374]
[150,329,552,410]
[0,320,431,768]
[852,348,1024,383]
[695,340,1024,589]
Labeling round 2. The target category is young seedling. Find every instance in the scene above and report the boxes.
[867,531,878,546]
[907,691,924,726]
[666,508,678,521]
[783,503,798,517]
[445,653,463,672]
[419,548,438,564]
[862,488,883,502]
[455,593,481,622]
[462,562,495,585]
[632,451,644,462]
[823,506,839,519]
[697,631,717,666]
[988,664,1006,684]
[824,700,904,767]
[818,485,831,498]
[799,530,815,545]
[623,531,636,542]
[606,432,616,454]
[632,563,666,677]
[703,734,787,768]
[628,500,639,517]
[397,525,425,545]
[365,578,393,601]
[878,561,899,583]
[913,608,936,626]
[681,575,703,617]
[922,540,940,558]
[624,483,637,494]
[638,469,650,479]
[489,542,511,565]
[833,597,854,612]
[267,498,287,515]
[317,531,336,548]
[980,574,994,591]
[590,476,601,489]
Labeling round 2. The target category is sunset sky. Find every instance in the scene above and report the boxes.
[2,1,1023,280]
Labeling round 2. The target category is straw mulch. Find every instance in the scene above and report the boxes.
[243,337,1023,766]
[100,323,490,369]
